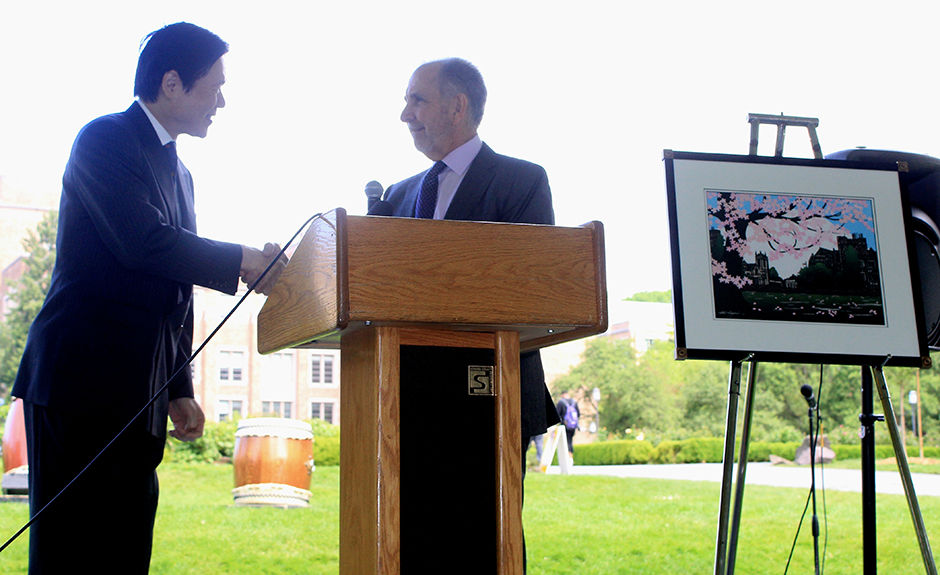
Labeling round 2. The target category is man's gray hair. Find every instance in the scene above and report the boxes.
[437,58,487,127]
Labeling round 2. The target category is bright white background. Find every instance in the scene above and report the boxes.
[3,1,940,301]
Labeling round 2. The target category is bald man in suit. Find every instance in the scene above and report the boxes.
[383,57,559,571]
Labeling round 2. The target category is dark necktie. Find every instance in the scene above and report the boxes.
[165,140,178,167]
[163,141,191,228]
[416,161,447,219]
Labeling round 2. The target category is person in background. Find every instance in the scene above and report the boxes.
[12,22,285,573]
[529,432,545,463]
[557,389,580,463]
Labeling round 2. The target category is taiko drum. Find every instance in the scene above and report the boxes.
[2,398,28,471]
[232,417,314,507]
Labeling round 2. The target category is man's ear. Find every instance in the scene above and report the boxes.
[451,92,469,123]
[161,70,182,100]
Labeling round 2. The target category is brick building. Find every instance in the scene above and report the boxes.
[191,286,341,424]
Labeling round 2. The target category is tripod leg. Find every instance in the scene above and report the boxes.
[715,360,743,575]
[861,366,878,575]
[872,366,938,575]
[726,361,758,575]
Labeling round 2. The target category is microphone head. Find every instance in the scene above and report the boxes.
[368,200,394,216]
[800,384,814,399]
[364,180,384,199]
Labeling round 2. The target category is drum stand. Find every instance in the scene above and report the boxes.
[713,115,936,574]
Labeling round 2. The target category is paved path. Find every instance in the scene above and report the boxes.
[546,462,940,497]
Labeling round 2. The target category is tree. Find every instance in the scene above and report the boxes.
[626,290,672,303]
[677,359,733,438]
[553,338,683,439]
[549,330,940,446]
[0,210,58,399]
[708,191,874,286]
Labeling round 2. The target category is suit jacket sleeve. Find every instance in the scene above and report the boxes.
[65,115,242,292]
[506,164,553,225]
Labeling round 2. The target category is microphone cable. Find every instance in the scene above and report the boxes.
[0,212,322,554]
[783,364,829,574]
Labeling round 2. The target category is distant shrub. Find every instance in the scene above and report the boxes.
[164,419,238,464]
[651,438,723,463]
[679,437,724,463]
[314,436,340,466]
[650,440,680,463]
[833,443,861,460]
[309,418,340,466]
[309,417,340,438]
[575,439,654,465]
[571,438,807,465]
[828,443,940,460]
[746,442,796,461]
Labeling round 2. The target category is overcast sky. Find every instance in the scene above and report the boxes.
[3,1,940,301]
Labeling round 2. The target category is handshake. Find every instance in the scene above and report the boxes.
[240,242,288,295]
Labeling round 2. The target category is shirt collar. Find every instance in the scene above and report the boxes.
[440,135,482,176]
[137,99,174,147]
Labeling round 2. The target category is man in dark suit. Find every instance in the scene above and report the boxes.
[383,58,560,569]
[12,23,282,573]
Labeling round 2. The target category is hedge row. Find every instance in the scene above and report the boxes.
[163,418,340,466]
[160,420,939,468]
[574,437,940,465]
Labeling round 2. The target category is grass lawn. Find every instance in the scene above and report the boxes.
[1,462,938,573]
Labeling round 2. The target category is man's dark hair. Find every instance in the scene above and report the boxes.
[438,58,487,127]
[134,22,229,102]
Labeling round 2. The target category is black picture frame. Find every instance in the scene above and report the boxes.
[664,150,930,368]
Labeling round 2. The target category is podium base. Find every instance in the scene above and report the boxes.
[401,345,498,573]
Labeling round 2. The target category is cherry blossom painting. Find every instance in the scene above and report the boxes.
[664,150,928,367]
[707,190,884,325]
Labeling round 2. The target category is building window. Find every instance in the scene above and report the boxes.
[217,399,244,422]
[310,401,336,424]
[218,350,245,384]
[262,401,293,418]
[310,353,335,386]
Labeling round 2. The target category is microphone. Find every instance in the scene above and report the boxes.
[365,180,384,212]
[800,384,817,409]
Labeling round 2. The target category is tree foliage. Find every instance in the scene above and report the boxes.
[625,290,671,303]
[552,333,940,446]
[0,210,57,399]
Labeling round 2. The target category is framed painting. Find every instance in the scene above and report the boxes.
[664,150,929,367]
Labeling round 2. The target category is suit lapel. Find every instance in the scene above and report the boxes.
[127,102,181,227]
[396,175,422,217]
[444,143,498,220]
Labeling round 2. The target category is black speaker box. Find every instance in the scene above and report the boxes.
[827,148,940,347]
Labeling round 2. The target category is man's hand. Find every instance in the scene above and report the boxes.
[240,243,288,295]
[168,397,205,442]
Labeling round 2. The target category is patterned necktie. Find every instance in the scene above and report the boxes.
[416,161,447,219]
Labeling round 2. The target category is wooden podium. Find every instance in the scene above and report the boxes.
[257,209,607,574]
